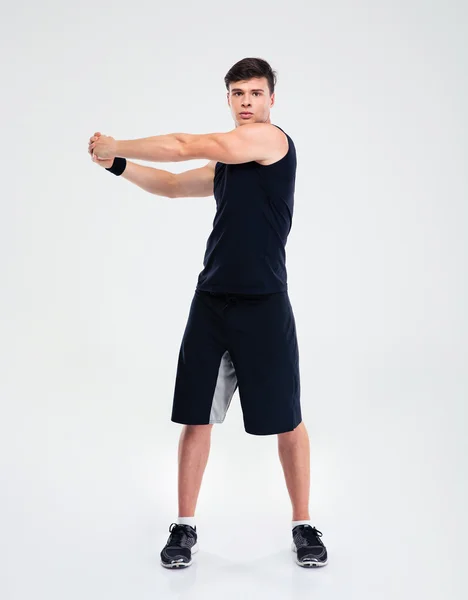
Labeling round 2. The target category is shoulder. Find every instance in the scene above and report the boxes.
[231,123,288,166]
[252,124,289,166]
[235,122,286,145]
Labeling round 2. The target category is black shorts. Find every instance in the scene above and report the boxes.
[171,289,302,436]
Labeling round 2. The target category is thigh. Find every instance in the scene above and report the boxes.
[171,291,237,425]
[226,292,302,435]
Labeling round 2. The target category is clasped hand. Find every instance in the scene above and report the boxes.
[88,132,117,163]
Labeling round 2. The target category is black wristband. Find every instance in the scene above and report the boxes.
[105,157,127,176]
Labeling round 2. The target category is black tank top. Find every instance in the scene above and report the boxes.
[195,124,297,294]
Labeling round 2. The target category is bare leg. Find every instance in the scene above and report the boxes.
[178,424,213,517]
[277,421,311,521]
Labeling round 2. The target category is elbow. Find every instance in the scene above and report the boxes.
[167,174,179,198]
[175,134,191,162]
[177,134,218,162]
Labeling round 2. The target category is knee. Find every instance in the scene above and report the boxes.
[277,421,305,441]
[184,423,214,435]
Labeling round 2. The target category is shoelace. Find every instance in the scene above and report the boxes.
[298,525,324,546]
[168,523,194,546]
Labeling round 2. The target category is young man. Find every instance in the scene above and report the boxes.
[88,57,328,569]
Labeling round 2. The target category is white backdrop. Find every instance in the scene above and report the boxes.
[1,1,467,599]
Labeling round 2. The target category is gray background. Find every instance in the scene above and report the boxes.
[1,1,467,598]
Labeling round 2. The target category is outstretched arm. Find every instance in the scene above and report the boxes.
[120,160,215,198]
[90,123,285,165]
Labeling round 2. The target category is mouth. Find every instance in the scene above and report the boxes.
[240,112,253,118]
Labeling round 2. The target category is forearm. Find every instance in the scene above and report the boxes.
[117,133,189,162]
[120,161,177,197]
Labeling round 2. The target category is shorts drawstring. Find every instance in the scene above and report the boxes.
[223,294,239,311]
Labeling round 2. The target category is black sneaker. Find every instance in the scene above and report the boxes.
[160,523,198,569]
[292,524,328,568]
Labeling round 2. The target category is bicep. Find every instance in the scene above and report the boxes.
[172,161,215,198]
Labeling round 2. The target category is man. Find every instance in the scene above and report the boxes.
[88,57,328,569]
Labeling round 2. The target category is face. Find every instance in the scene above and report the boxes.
[227,77,275,126]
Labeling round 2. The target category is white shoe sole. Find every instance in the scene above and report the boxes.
[161,542,199,569]
[291,541,328,568]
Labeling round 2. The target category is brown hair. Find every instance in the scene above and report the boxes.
[224,58,277,96]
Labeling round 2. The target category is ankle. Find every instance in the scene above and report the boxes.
[177,516,196,528]
[292,513,310,521]
[292,519,312,528]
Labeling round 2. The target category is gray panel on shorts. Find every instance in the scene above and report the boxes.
[209,350,237,423]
